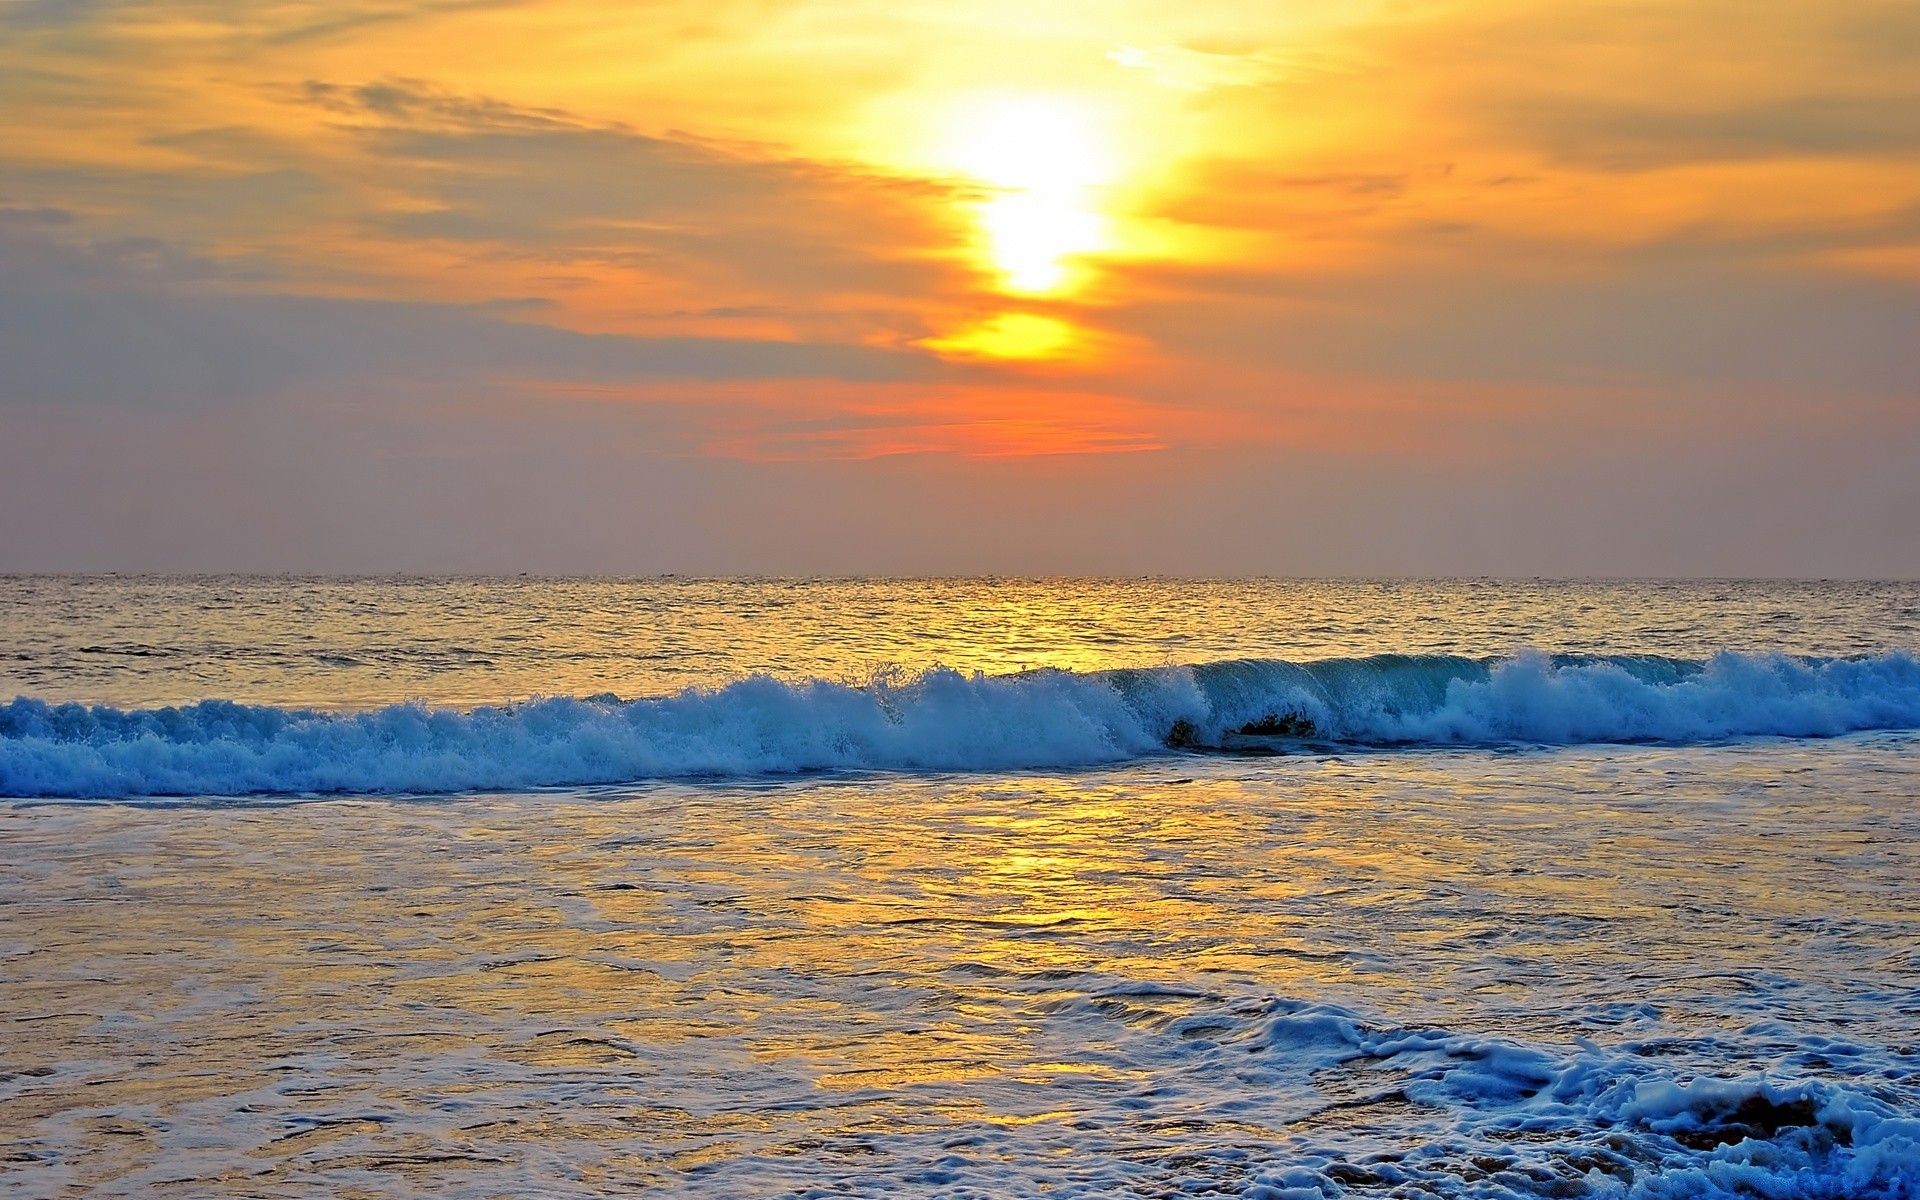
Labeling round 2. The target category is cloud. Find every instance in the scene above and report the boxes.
[1505,95,1920,170]
[263,0,530,46]
[1110,248,1920,402]
[0,0,118,30]
[534,380,1171,461]
[3,0,1919,572]
[299,78,573,129]
[1,68,981,360]
[6,394,1916,575]
[1389,0,1920,169]
[4,161,340,245]
[1106,44,1295,92]
[318,81,966,299]
[0,204,75,227]
[0,227,942,410]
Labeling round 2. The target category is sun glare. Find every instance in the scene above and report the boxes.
[944,96,1113,295]
[923,311,1081,361]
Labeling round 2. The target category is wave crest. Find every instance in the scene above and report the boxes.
[4,650,1918,797]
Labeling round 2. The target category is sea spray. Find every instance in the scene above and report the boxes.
[5,650,1920,797]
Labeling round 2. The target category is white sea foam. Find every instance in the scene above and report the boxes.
[1154,993,1920,1198]
[4,650,1919,797]
[1115,993,1920,1198]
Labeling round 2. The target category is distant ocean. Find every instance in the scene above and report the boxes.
[3,577,1917,1197]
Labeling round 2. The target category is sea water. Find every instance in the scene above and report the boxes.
[1,578,1916,1197]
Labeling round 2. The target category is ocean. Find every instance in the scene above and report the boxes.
[2,577,1917,1197]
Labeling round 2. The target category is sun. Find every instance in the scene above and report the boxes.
[942,95,1113,295]
[922,312,1081,361]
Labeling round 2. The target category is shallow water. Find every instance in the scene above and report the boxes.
[6,740,1919,1197]
[2,579,1919,1196]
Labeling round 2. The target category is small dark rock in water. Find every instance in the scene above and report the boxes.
[1670,1094,1830,1150]
[1238,711,1317,737]
[1165,719,1204,748]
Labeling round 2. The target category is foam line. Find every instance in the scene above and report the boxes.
[3,650,1918,797]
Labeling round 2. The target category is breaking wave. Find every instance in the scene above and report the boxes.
[1051,985,1920,1198]
[4,649,1919,797]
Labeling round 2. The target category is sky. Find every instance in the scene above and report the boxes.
[1,0,1916,575]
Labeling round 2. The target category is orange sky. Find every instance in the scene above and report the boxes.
[2,0,1917,572]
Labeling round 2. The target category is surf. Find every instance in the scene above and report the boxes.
[3,649,1919,798]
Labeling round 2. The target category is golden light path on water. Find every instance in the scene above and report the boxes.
[7,577,1919,711]
[3,579,1920,1192]
[4,740,1916,1193]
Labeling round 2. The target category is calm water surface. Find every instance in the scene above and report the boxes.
[4,576,1916,708]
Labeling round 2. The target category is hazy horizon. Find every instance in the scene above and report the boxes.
[5,570,1920,582]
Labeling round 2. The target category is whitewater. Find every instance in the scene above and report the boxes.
[3,577,1917,1198]
[7,650,1920,797]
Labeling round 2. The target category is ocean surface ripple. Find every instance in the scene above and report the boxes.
[4,738,1916,1198]
[3,579,1917,1198]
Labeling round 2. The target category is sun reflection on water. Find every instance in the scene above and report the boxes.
[6,740,1919,1191]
